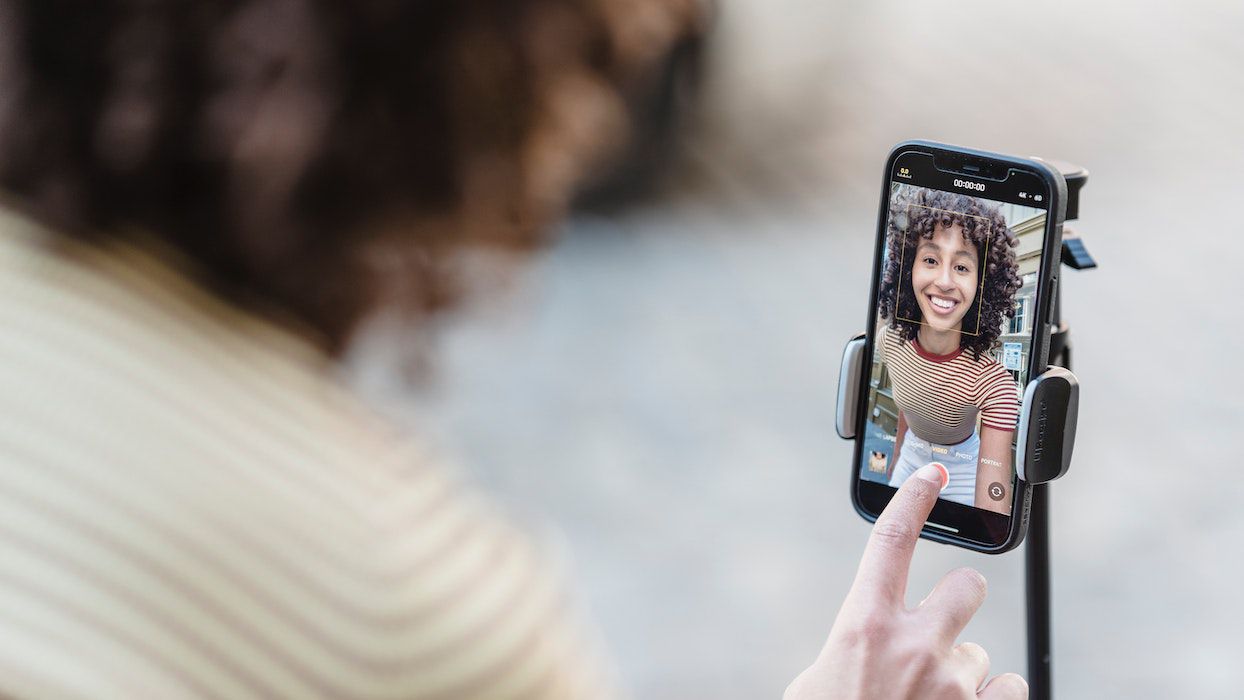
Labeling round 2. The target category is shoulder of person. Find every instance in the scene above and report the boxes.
[966,350,1003,377]
[875,322,891,358]
[974,355,1019,391]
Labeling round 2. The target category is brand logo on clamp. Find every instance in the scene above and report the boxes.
[1033,399,1048,465]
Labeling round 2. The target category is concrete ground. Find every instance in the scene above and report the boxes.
[352,2,1244,697]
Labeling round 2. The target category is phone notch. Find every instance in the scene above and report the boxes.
[932,152,1009,181]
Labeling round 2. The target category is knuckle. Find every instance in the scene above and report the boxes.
[837,612,894,653]
[782,673,808,700]
[991,673,1030,698]
[893,637,940,674]
[871,518,918,547]
[890,633,978,696]
[935,674,974,697]
[952,567,989,598]
[914,647,942,674]
[956,640,990,666]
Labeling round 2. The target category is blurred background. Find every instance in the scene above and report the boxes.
[351,1,1243,698]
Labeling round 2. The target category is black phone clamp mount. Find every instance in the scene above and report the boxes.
[834,161,1095,700]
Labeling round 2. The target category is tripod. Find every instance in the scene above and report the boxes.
[1026,161,1095,700]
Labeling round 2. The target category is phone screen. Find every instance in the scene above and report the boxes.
[856,148,1053,545]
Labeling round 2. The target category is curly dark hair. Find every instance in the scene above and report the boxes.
[0,0,702,353]
[877,185,1022,360]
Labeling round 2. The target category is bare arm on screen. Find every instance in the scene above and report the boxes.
[887,411,908,481]
[973,426,1014,515]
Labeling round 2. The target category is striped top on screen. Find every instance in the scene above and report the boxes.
[0,204,620,700]
[878,324,1020,445]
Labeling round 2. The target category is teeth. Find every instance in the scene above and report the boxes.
[930,296,956,310]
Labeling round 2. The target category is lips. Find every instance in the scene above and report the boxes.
[926,294,960,315]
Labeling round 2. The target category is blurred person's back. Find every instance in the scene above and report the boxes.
[0,0,698,696]
[0,206,614,697]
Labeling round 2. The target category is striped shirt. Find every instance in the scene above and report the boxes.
[878,324,1020,445]
[0,204,620,699]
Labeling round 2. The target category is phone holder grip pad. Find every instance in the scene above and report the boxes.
[836,334,867,440]
[1016,367,1079,484]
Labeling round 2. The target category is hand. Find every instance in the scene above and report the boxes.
[784,463,1028,699]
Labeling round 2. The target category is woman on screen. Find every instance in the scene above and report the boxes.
[877,186,1023,514]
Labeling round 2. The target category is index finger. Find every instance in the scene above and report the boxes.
[849,462,946,606]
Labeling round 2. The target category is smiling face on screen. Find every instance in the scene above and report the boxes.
[911,223,979,334]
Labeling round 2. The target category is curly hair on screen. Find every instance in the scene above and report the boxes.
[877,186,1022,360]
[0,0,699,353]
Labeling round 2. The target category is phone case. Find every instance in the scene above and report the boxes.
[850,140,1068,554]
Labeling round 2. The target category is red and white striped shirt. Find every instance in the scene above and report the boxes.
[878,324,1020,445]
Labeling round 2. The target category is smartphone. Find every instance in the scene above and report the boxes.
[851,140,1066,553]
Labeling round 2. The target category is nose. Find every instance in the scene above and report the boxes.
[937,265,956,289]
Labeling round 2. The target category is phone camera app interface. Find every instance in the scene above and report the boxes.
[861,181,1047,516]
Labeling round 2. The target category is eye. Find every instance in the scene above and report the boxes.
[954,263,972,274]
[922,256,938,265]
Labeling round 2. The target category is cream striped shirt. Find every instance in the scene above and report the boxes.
[879,324,1020,445]
[0,205,618,699]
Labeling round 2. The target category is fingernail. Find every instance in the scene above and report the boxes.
[915,462,949,490]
